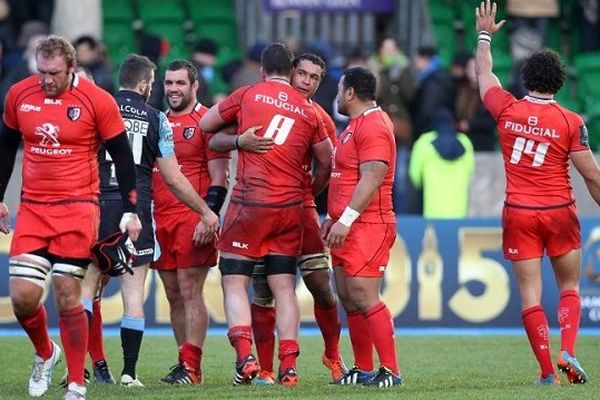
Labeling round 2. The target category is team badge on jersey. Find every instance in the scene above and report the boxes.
[67,106,81,121]
[183,127,195,140]
[580,124,589,147]
[342,132,353,144]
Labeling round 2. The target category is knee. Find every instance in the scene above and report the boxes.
[303,273,335,308]
[54,288,82,312]
[10,285,42,318]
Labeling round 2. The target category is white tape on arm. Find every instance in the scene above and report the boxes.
[338,206,360,227]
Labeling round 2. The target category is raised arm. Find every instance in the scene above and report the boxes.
[475,0,506,100]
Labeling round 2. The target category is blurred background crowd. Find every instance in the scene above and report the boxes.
[1,0,599,216]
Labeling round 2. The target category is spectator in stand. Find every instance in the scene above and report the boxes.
[192,38,220,106]
[368,37,419,214]
[453,52,497,151]
[409,108,475,219]
[411,46,455,139]
[506,0,559,45]
[139,33,166,111]
[73,35,115,94]
[230,41,266,91]
[579,0,600,52]
[0,34,44,111]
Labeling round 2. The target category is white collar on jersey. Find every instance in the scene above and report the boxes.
[524,94,555,104]
[268,77,291,86]
[363,106,381,116]
[71,72,80,88]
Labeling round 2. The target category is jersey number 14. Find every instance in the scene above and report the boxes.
[509,137,549,167]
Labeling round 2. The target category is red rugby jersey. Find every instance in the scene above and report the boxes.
[218,79,329,206]
[3,74,125,203]
[483,86,589,207]
[153,102,230,215]
[302,101,336,207]
[328,106,396,224]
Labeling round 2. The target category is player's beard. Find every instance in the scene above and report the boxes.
[168,92,191,112]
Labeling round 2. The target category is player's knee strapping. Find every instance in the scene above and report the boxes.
[252,263,274,306]
[9,253,51,287]
[52,257,89,280]
[219,257,256,276]
[265,254,297,275]
[298,253,329,277]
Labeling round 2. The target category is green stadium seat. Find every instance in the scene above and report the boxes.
[574,52,600,108]
[103,22,137,65]
[195,22,237,52]
[138,0,185,23]
[492,51,513,86]
[584,104,600,151]
[102,0,135,23]
[186,0,235,23]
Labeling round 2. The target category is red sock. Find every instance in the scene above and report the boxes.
[227,325,253,363]
[278,339,299,372]
[18,305,53,360]
[180,342,202,374]
[314,303,341,360]
[59,305,88,385]
[558,289,581,356]
[521,305,554,377]
[251,303,276,373]
[364,302,399,375]
[346,311,374,371]
[88,300,106,364]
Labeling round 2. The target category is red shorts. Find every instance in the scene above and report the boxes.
[217,202,303,258]
[301,207,326,256]
[502,204,581,260]
[10,201,99,259]
[331,222,396,277]
[151,210,217,270]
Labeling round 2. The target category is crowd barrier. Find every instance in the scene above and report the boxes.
[1,216,600,329]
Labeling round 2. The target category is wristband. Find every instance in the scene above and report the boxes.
[205,185,227,214]
[477,31,492,44]
[338,206,360,227]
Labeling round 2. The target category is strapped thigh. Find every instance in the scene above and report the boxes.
[51,256,90,281]
[298,253,329,277]
[9,250,52,288]
[252,259,274,306]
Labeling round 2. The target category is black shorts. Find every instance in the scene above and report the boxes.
[99,199,158,266]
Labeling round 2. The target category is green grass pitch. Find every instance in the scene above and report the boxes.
[0,334,598,399]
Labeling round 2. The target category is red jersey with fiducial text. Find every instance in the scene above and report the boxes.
[218,79,329,206]
[302,101,336,207]
[483,86,589,207]
[153,102,230,215]
[3,74,125,203]
[328,106,396,223]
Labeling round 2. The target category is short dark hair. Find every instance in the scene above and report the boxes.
[417,46,437,59]
[521,48,565,95]
[118,53,156,89]
[342,67,376,101]
[73,35,98,50]
[293,53,326,78]
[166,59,197,83]
[260,42,293,76]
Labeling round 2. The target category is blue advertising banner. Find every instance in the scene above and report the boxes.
[261,0,395,13]
[1,217,600,330]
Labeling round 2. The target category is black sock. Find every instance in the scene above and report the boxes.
[120,316,144,378]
